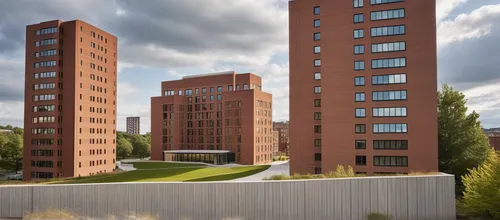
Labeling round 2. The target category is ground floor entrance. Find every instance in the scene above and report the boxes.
[163,150,235,165]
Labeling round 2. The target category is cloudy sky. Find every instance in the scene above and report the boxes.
[0,0,499,132]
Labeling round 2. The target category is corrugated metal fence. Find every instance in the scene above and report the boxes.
[0,174,456,220]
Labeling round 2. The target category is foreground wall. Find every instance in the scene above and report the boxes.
[0,175,456,220]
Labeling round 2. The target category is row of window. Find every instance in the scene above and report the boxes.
[31,128,55,135]
[372,74,407,85]
[315,154,407,167]
[372,90,407,101]
[31,139,54,145]
[315,58,406,70]
[34,83,56,90]
[32,116,56,124]
[32,105,55,112]
[33,94,55,101]
[35,38,57,47]
[373,123,408,133]
[372,42,406,53]
[355,140,408,150]
[31,172,53,179]
[35,49,57,57]
[371,25,406,37]
[36,27,57,35]
[34,71,56,79]
[31,150,55,157]
[34,61,56,68]
[164,85,252,97]
[353,107,408,118]
[371,9,405,21]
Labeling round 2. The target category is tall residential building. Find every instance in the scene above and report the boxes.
[272,130,279,156]
[126,117,140,135]
[24,20,118,180]
[151,71,273,165]
[273,121,290,156]
[289,0,438,174]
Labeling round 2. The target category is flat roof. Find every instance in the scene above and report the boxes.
[164,150,231,154]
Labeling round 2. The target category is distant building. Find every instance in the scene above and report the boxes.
[0,129,14,134]
[272,130,279,156]
[126,117,140,135]
[273,121,289,156]
[150,71,273,165]
[484,130,500,151]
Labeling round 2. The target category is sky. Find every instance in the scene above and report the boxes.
[0,0,499,133]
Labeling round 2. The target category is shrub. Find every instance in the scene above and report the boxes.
[264,165,355,180]
[24,210,79,219]
[366,212,392,220]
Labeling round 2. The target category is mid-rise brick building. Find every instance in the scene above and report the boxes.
[126,117,140,135]
[273,121,290,156]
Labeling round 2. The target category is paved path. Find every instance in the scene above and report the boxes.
[229,161,290,182]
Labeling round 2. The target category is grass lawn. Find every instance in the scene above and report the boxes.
[47,162,270,184]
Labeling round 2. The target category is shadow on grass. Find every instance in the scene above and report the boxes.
[185,165,270,182]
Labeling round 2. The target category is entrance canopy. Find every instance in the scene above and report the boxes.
[163,150,235,165]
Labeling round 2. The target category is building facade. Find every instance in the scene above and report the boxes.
[24,20,118,180]
[273,121,290,156]
[484,130,500,151]
[126,117,140,135]
[289,0,438,174]
[151,71,273,165]
[272,130,279,156]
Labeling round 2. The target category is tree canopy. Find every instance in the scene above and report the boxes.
[116,138,133,159]
[0,132,23,172]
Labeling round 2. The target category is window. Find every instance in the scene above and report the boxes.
[35,52,39,57]
[314,112,322,120]
[202,88,207,94]
[210,87,214,93]
[355,93,365,102]
[354,45,365,54]
[35,41,40,47]
[372,58,406,69]
[40,49,57,57]
[373,107,407,117]
[314,99,321,107]
[372,74,407,85]
[370,0,404,5]
[371,9,405,21]
[314,139,321,147]
[41,38,56,46]
[355,108,366,118]
[372,90,407,101]
[314,125,321,133]
[373,123,408,133]
[355,76,365,86]
[314,19,320,27]
[354,0,364,8]
[354,61,365,70]
[354,29,364,39]
[374,156,408,167]
[314,6,320,15]
[374,140,408,150]
[355,140,366,149]
[372,42,406,53]
[37,27,57,35]
[314,46,321,54]
[315,167,322,174]
[217,94,222,101]
[315,153,322,161]
[355,124,366,134]
[354,14,364,23]
[371,25,406,37]
[314,59,321,67]
[314,86,321,94]
[217,86,222,92]
[228,85,233,91]
[356,156,367,166]
[314,32,321,41]
[243,84,249,90]
[210,95,214,101]
[314,72,321,80]
[185,89,193,96]
[164,90,175,96]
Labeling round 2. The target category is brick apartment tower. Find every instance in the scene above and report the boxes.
[289,0,438,174]
[151,71,273,165]
[126,117,140,135]
[24,20,118,180]
[273,121,290,156]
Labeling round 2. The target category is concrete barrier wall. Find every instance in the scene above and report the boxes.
[0,174,456,220]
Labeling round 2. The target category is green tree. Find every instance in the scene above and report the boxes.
[134,137,151,159]
[438,84,491,189]
[0,133,23,172]
[116,138,133,159]
[461,151,500,218]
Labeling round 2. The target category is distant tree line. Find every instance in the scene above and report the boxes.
[0,125,23,173]
[116,131,151,159]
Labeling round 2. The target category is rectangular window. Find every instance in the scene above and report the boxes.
[373,107,407,117]
[202,88,207,94]
[354,45,365,54]
[210,87,214,93]
[354,61,365,70]
[371,0,404,5]
[371,9,405,21]
[314,59,321,67]
[355,92,365,102]
[217,94,222,101]
[373,123,408,133]
[372,58,406,69]
[314,32,321,41]
[355,124,366,134]
[314,86,321,94]
[314,125,322,133]
[374,140,408,150]
[355,140,366,149]
[371,25,406,37]
[314,6,320,15]
[354,29,364,39]
[315,139,321,147]
[374,156,408,167]
[41,38,57,46]
[40,49,57,57]
[314,72,321,80]
[354,14,364,23]
[315,153,322,161]
[355,108,366,118]
[314,112,322,120]
[314,99,321,107]
[314,46,321,54]
[372,90,407,101]
[37,27,58,35]
[217,86,223,92]
[372,42,406,53]
[314,19,320,27]
[354,0,364,8]
[355,76,365,86]
[356,156,367,166]
[372,74,407,85]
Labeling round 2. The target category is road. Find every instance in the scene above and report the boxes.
[229,161,290,182]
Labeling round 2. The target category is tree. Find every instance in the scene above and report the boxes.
[134,137,151,159]
[438,84,491,190]
[116,138,133,159]
[0,133,23,172]
[461,151,500,218]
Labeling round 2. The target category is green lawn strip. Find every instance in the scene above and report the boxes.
[186,165,270,182]
[125,162,207,170]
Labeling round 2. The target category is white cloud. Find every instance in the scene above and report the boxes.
[436,0,469,22]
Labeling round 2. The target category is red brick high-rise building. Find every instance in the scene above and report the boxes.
[273,121,290,156]
[289,0,438,174]
[24,20,118,180]
[151,71,273,165]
